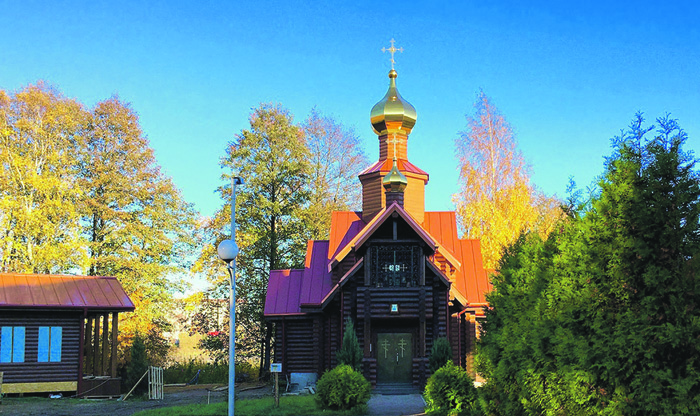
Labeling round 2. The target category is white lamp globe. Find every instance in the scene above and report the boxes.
[217,239,239,262]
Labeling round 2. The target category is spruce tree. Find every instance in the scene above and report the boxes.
[336,317,363,372]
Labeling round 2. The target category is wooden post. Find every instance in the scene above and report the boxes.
[111,312,119,378]
[85,316,93,375]
[0,371,3,404]
[93,315,101,376]
[275,372,279,407]
[101,313,109,376]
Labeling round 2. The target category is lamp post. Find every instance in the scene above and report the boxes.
[217,176,243,416]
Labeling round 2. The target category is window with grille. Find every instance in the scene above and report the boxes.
[369,245,422,287]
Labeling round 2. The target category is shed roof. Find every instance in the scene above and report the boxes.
[264,240,332,316]
[0,273,135,311]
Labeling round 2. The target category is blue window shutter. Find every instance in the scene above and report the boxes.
[50,327,62,362]
[0,327,11,363]
[38,327,49,362]
[13,327,25,363]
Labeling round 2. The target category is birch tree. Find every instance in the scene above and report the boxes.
[0,83,87,273]
[301,108,368,240]
[454,91,561,269]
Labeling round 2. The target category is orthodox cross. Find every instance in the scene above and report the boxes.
[382,38,403,70]
[398,338,407,358]
[380,339,391,358]
[387,133,400,160]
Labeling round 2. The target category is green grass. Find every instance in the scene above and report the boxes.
[132,395,367,416]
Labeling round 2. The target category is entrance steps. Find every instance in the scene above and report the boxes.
[373,383,420,395]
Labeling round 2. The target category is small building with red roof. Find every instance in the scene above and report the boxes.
[264,66,491,390]
[0,273,134,395]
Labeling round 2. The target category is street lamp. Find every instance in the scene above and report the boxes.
[217,175,243,416]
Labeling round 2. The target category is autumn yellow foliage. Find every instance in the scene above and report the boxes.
[454,92,562,270]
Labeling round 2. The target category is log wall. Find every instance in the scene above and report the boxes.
[0,310,81,386]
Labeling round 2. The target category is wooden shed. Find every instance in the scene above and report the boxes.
[0,273,135,395]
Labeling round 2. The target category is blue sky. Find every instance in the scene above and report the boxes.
[2,1,699,218]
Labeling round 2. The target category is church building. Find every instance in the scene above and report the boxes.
[264,63,491,390]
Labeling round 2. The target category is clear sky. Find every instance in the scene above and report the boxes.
[2,1,699,219]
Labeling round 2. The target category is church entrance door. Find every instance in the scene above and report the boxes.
[377,333,412,384]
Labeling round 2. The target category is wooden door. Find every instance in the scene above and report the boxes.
[376,333,412,384]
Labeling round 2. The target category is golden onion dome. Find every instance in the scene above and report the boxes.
[370,69,417,136]
[383,159,408,192]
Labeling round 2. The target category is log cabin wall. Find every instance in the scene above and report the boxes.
[273,317,317,375]
[0,310,81,389]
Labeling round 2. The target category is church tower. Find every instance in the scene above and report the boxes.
[359,65,429,223]
[264,40,491,391]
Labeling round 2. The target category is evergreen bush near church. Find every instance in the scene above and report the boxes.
[429,337,453,373]
[424,362,480,416]
[315,364,371,411]
[124,334,149,395]
[477,114,700,415]
[336,317,363,372]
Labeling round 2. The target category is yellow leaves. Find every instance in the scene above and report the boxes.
[0,83,86,273]
[454,92,562,270]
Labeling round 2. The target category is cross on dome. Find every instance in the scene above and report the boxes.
[387,133,400,161]
[382,38,403,70]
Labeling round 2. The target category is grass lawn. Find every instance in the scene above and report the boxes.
[132,395,367,416]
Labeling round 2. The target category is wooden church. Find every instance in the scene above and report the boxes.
[264,63,491,390]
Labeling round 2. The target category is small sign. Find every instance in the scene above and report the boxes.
[390,303,399,313]
[270,363,282,373]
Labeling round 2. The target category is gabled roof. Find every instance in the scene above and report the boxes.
[422,212,491,305]
[328,211,365,260]
[359,158,429,177]
[264,240,333,316]
[0,273,135,311]
[329,202,451,271]
[264,208,492,318]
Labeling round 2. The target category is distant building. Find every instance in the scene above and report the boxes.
[0,273,134,395]
[264,67,491,390]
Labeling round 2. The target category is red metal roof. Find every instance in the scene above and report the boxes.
[328,211,365,261]
[453,239,492,305]
[329,202,448,270]
[0,273,135,311]
[423,212,491,304]
[423,212,460,256]
[264,240,332,316]
[359,158,429,177]
[264,208,492,317]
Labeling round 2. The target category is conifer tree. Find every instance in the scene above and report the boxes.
[337,317,363,372]
[478,114,700,415]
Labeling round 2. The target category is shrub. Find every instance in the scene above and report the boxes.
[424,362,480,416]
[336,317,363,372]
[124,334,149,395]
[429,337,453,374]
[315,364,371,411]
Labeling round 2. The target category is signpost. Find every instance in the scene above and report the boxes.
[270,363,282,407]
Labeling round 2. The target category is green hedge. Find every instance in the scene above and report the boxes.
[164,359,259,385]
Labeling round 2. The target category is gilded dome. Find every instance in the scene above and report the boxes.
[382,159,408,193]
[370,70,417,136]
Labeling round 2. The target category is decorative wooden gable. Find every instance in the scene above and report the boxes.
[329,202,460,289]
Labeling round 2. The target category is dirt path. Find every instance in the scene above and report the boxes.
[1,384,271,416]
